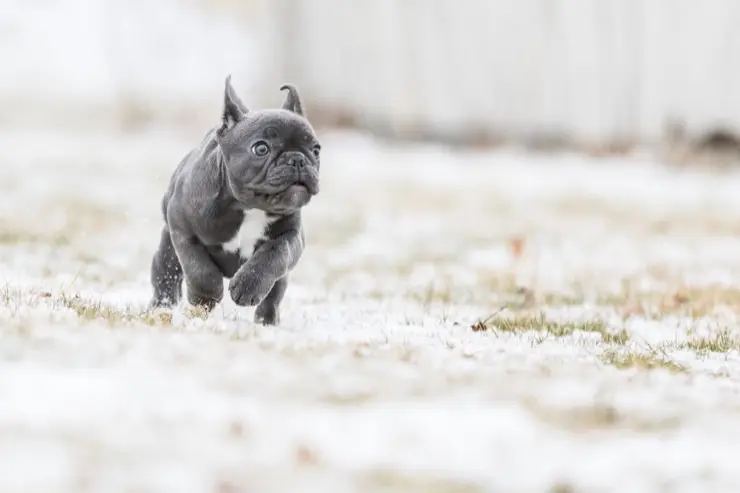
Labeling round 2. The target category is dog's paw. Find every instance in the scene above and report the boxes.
[185,284,223,312]
[148,296,175,310]
[229,269,273,307]
[254,303,280,325]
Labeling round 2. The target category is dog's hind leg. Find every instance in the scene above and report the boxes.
[149,226,184,308]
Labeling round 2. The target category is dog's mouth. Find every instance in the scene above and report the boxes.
[283,183,309,201]
[251,183,309,199]
[251,190,274,200]
[246,183,312,213]
[254,176,317,196]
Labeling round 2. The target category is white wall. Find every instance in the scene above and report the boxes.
[5,0,740,145]
[262,0,740,146]
[0,0,269,130]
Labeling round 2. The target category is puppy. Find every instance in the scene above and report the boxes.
[148,76,321,325]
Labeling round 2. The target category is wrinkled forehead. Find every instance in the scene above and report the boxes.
[241,109,318,143]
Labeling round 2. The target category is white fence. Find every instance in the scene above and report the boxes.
[5,0,740,146]
[261,0,740,146]
[0,0,269,130]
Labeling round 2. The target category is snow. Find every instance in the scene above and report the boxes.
[3,128,740,492]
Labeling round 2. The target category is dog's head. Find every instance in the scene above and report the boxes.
[215,76,321,214]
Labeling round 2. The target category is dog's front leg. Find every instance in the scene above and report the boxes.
[254,276,289,326]
[170,230,225,311]
[229,229,304,323]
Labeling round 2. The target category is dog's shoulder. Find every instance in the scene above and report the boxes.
[164,127,224,228]
[179,127,220,183]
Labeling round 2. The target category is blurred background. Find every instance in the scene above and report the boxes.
[7,3,740,491]
[6,0,740,162]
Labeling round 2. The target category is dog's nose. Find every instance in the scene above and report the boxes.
[288,155,306,169]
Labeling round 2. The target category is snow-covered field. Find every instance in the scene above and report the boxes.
[4,128,740,492]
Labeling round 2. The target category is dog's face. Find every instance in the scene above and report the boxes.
[215,77,321,214]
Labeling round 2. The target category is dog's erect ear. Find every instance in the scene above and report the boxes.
[221,75,248,131]
[280,83,304,117]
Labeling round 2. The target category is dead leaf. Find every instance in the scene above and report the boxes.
[296,444,319,465]
[215,480,240,493]
[509,236,525,259]
[228,420,246,438]
[471,306,508,332]
[673,292,690,305]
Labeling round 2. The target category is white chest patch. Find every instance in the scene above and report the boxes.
[222,210,271,258]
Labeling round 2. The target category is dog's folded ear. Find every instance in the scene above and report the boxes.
[220,75,249,132]
[280,84,305,117]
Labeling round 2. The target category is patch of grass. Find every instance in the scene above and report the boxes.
[359,467,484,493]
[682,329,740,353]
[540,291,588,307]
[548,484,577,493]
[525,399,682,432]
[183,304,210,321]
[322,262,740,317]
[0,230,71,246]
[0,199,125,246]
[600,349,686,373]
[0,285,55,315]
[59,294,172,326]
[552,197,740,236]
[0,284,22,305]
[323,264,593,308]
[601,330,630,345]
[414,282,456,305]
[598,283,740,319]
[2,285,174,327]
[472,311,629,344]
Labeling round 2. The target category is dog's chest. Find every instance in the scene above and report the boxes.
[222,210,270,258]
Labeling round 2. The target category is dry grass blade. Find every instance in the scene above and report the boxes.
[472,311,629,344]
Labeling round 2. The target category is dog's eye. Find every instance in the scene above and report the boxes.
[252,142,270,157]
[312,146,321,158]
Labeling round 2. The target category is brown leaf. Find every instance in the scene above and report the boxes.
[509,236,525,259]
[215,480,242,493]
[228,420,246,438]
[515,286,536,307]
[471,306,507,332]
[673,292,690,305]
[296,444,319,465]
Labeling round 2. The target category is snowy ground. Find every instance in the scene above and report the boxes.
[3,128,740,492]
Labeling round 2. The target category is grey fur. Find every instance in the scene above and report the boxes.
[149,76,321,325]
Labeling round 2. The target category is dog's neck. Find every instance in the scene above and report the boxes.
[214,145,243,209]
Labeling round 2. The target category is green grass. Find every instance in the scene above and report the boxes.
[599,349,687,373]
[58,293,173,326]
[360,467,484,493]
[472,311,630,344]
[682,329,740,353]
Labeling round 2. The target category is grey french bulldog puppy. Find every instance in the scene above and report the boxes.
[148,75,321,325]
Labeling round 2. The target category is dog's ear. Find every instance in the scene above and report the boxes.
[220,75,248,132]
[280,83,304,117]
